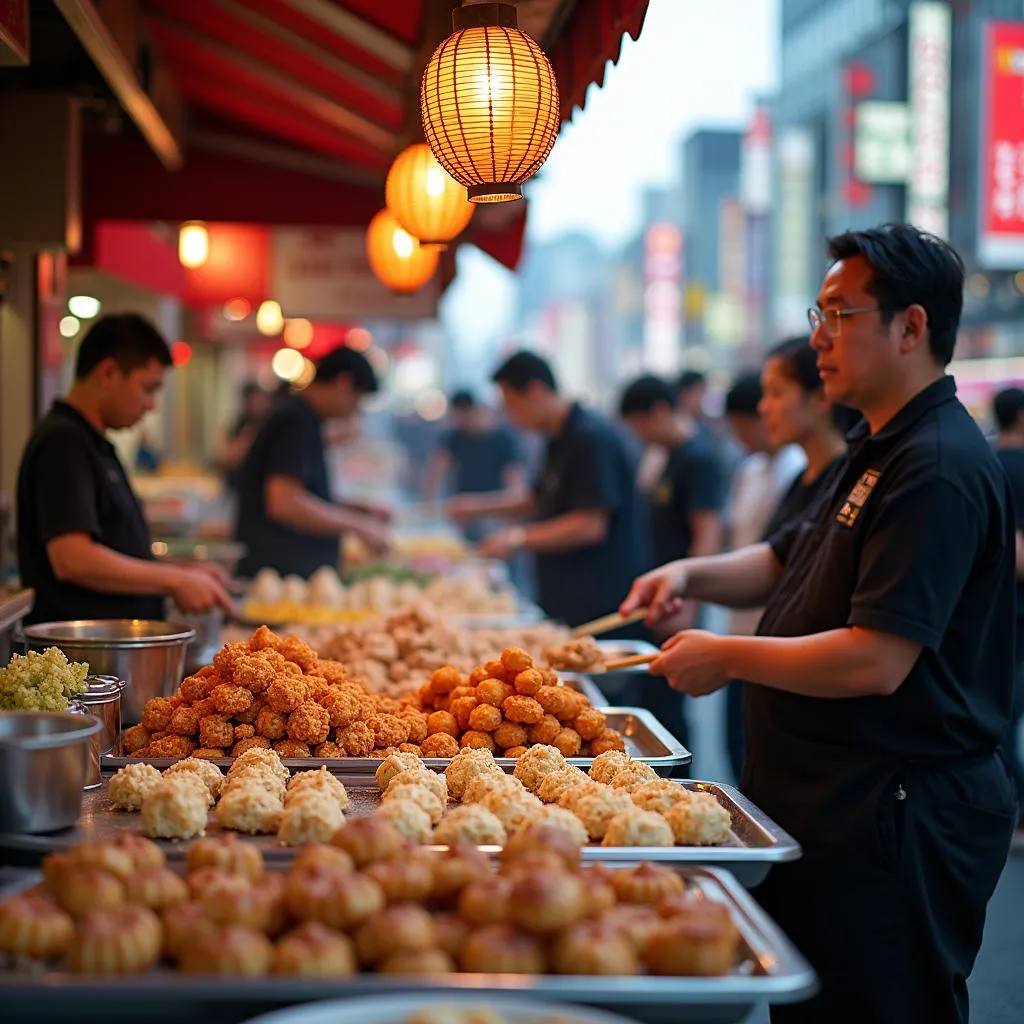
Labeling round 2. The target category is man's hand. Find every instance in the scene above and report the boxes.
[620,561,689,627]
[478,527,522,560]
[190,561,239,593]
[355,518,393,556]
[649,629,729,697]
[167,566,235,614]
[448,494,479,525]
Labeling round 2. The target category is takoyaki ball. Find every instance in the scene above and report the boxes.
[0,894,74,959]
[610,862,686,905]
[123,868,189,912]
[330,815,405,868]
[509,872,587,934]
[501,823,582,870]
[364,857,434,905]
[283,867,384,931]
[186,833,264,880]
[354,903,437,966]
[66,906,162,975]
[526,714,561,746]
[643,903,741,977]
[474,678,513,708]
[457,874,514,927]
[273,921,357,978]
[427,844,490,904]
[179,924,273,976]
[459,924,546,975]
[551,921,639,976]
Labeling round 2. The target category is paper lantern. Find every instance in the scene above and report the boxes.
[365,209,440,294]
[420,2,559,204]
[386,143,475,247]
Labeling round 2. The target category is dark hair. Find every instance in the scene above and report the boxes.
[766,336,862,433]
[74,313,173,381]
[491,351,557,393]
[993,388,1024,431]
[619,375,676,417]
[825,222,965,366]
[242,382,263,399]
[678,370,707,392]
[314,345,378,393]
[450,390,476,410]
[724,371,763,417]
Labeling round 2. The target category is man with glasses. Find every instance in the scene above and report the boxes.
[621,223,1016,1022]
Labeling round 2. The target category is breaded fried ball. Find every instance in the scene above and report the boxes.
[141,696,174,733]
[590,728,626,755]
[197,714,234,749]
[468,703,503,733]
[319,690,360,729]
[248,625,281,652]
[603,808,674,847]
[574,787,634,841]
[336,721,374,757]
[589,749,632,784]
[303,676,331,704]
[534,685,578,721]
[663,792,732,846]
[234,724,256,741]
[386,768,448,805]
[141,777,209,840]
[108,763,163,811]
[513,669,544,696]
[449,696,478,731]
[317,659,349,686]
[192,747,226,760]
[277,794,344,847]
[215,784,282,834]
[426,710,458,738]
[254,707,288,740]
[501,695,544,725]
[382,783,445,825]
[460,730,495,752]
[146,735,196,759]
[500,647,533,674]
[368,713,409,749]
[444,747,500,800]
[374,800,432,844]
[265,677,309,714]
[314,740,344,758]
[433,805,507,847]
[287,768,350,809]
[234,698,263,725]
[420,732,460,758]
[462,772,524,806]
[400,711,428,745]
[210,684,253,717]
[526,714,562,745]
[274,739,312,758]
[503,746,528,758]
[213,642,250,681]
[428,666,462,695]
[481,790,544,835]
[277,635,318,672]
[375,751,424,791]
[536,765,589,805]
[231,736,271,757]
[551,727,582,758]
[122,724,150,754]
[286,700,330,745]
[467,665,490,686]
[232,653,279,695]
[492,721,528,751]
[475,678,513,707]
[512,744,566,791]
[164,757,224,799]
[482,659,508,682]
[609,762,659,793]
[179,673,217,703]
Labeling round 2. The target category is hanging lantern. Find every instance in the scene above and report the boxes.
[365,209,440,294]
[385,143,475,247]
[420,2,559,204]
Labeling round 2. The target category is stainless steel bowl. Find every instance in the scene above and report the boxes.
[0,712,102,833]
[21,620,196,726]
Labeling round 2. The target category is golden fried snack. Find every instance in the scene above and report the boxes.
[551,727,582,758]
[208,683,253,718]
[364,857,434,905]
[164,756,225,799]
[502,823,581,869]
[287,767,351,809]
[319,690,361,729]
[265,676,309,714]
[122,724,151,754]
[292,844,354,876]
[457,875,514,927]
[222,765,286,801]
[536,765,589,805]
[503,745,528,758]
[512,668,544,696]
[233,724,256,742]
[580,865,618,918]
[284,868,384,930]
[524,714,560,746]
[482,659,508,681]
[574,786,634,842]
[459,923,546,974]
[428,666,462,695]
[248,625,281,652]
[179,924,274,976]
[431,804,507,847]
[501,647,533,674]
[180,672,217,703]
[108,763,163,811]
[501,695,544,725]
[556,779,602,814]
[231,736,271,757]
[401,713,428,745]
[67,906,162,974]
[663,792,732,846]
[274,921,357,978]
[186,834,265,880]
[603,808,674,847]
[110,834,166,871]
[287,700,330,745]
[432,911,471,959]
[426,710,458,738]
[383,782,445,825]
[274,739,312,758]
[572,707,606,741]
[386,767,448,805]
[535,806,590,846]
[314,740,344,758]
[552,921,639,976]
[194,714,233,749]
[374,799,432,844]
[123,868,189,911]
[330,816,404,867]
[449,696,478,731]
[421,732,460,758]
[213,642,249,681]
[444,747,501,800]
[277,794,344,846]
[509,872,587,933]
[630,779,690,815]
[55,866,125,918]
[254,707,288,740]
[608,762,659,794]
[461,772,524,806]
[355,903,437,966]
[426,844,489,903]
[375,751,425,791]
[480,790,543,835]
[398,742,423,756]
[513,744,566,791]
[336,721,374,756]
[379,948,456,975]
[161,901,216,960]
[590,728,626,755]
[141,696,175,733]
[141,776,210,839]
[492,721,528,751]
[0,894,74,958]
[611,862,686,905]
[474,678,513,707]
[644,903,741,977]
[193,747,226,760]
[459,730,496,752]
[169,706,201,737]
[145,735,196,759]
[368,713,410,748]
[230,746,290,784]
[467,703,503,733]
[588,749,632,785]
[215,783,282,835]
[202,873,287,936]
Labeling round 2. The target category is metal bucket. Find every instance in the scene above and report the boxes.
[66,701,102,789]
[75,675,125,755]
[21,620,195,726]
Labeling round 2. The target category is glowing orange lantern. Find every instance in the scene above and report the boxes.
[385,143,475,247]
[365,209,440,293]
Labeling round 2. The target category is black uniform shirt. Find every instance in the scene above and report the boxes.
[742,377,1015,844]
[649,432,723,564]
[533,404,650,628]
[17,401,162,624]
[994,446,1024,651]
[235,394,339,579]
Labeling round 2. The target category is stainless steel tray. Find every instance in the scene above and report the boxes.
[561,673,609,707]
[101,706,691,776]
[0,867,817,1024]
[0,777,797,886]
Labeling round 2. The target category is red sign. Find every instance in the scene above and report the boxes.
[978,21,1024,268]
[0,0,28,66]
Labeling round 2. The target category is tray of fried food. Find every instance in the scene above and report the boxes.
[0,828,816,1024]
[103,632,690,775]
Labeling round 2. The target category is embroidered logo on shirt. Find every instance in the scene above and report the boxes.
[835,469,881,528]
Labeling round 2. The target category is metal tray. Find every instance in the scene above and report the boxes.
[560,673,608,707]
[0,778,797,886]
[0,867,816,1024]
[101,706,691,776]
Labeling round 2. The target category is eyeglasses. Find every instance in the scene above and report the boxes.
[807,306,885,337]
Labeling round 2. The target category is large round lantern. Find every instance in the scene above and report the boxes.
[365,209,440,294]
[420,2,559,204]
[386,143,475,247]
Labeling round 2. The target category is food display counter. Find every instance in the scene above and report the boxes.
[0,587,33,664]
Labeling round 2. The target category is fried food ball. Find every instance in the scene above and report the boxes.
[432,912,471,959]
[67,905,162,975]
[283,868,384,931]
[355,904,437,966]
[212,642,249,681]
[501,695,544,725]
[603,808,674,847]
[110,834,166,871]
[0,894,74,959]
[215,784,282,834]
[630,779,690,815]
[274,921,357,978]
[574,786,635,841]
[200,871,283,936]
[533,806,589,846]
[444,747,500,800]
[186,834,264,880]
[460,730,496,752]
[223,764,287,801]
[179,923,273,976]
[481,790,544,835]
[512,668,544,696]
[502,822,582,869]
[513,744,566,791]
[277,794,344,846]
[179,673,216,703]
[427,844,490,903]
[292,844,354,877]
[588,749,632,785]
[579,865,618,918]
[552,921,639,976]
[509,872,587,933]
[336,721,374,757]
[232,653,279,695]
[330,816,404,868]
[590,728,626,755]
[432,804,507,847]
[467,665,490,686]
[426,710,458,738]
[572,707,606,741]
[65,842,134,881]
[609,762,660,793]
[193,713,232,749]
[401,713,428,745]
[55,866,126,918]
[285,700,330,745]
[457,875,514,927]
[231,746,290,782]
[207,684,252,717]
[663,792,732,845]
[108,762,163,811]
[551,727,582,758]
[303,676,331,704]
[231,736,271,757]
[265,677,309,714]
[475,678,513,707]
[467,703,503,733]
[364,857,434,905]
[421,732,460,758]
[534,685,578,721]
[368,713,409,748]
[319,689,360,729]
[123,867,189,912]
[146,734,196,759]
[460,923,546,974]
[164,756,225,799]
[557,779,602,813]
[374,799,432,844]
[536,765,589,805]
[248,625,281,652]
[278,635,318,672]
[492,721,527,751]
[253,706,287,740]
[314,740,344,758]
[482,659,508,682]
[379,948,455,975]
[375,751,424,791]
[385,767,448,805]
[462,772,524,805]
[523,714,558,746]
[287,767,351,809]
[610,862,686,905]
[272,738,309,758]
[317,659,349,686]
[503,745,528,758]
[141,696,175,733]
[644,903,741,977]
[191,747,225,760]
[383,782,445,825]
[500,647,533,674]
[428,666,463,696]
[141,776,210,839]
[122,724,151,754]
[233,724,256,742]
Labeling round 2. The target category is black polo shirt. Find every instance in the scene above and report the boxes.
[649,432,723,564]
[742,376,1015,843]
[235,394,339,579]
[17,401,163,624]
[533,404,650,627]
[994,446,1024,651]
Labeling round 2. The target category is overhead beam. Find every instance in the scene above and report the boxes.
[149,11,397,153]
[53,0,183,171]
[206,0,403,107]
[278,0,414,73]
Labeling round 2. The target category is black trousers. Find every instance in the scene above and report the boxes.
[754,755,1015,1024]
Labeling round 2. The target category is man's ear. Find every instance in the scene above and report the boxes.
[900,303,929,354]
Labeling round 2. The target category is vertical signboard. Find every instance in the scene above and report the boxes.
[774,126,815,336]
[978,21,1024,269]
[642,223,683,375]
[907,2,952,238]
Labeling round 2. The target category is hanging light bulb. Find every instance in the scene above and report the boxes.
[178,222,209,268]
[420,2,559,203]
[385,143,474,247]
[256,300,284,336]
[365,209,440,294]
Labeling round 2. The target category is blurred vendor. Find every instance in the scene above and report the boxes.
[17,314,234,623]
[235,345,391,579]
[452,352,648,628]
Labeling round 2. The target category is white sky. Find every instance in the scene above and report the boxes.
[440,0,780,360]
